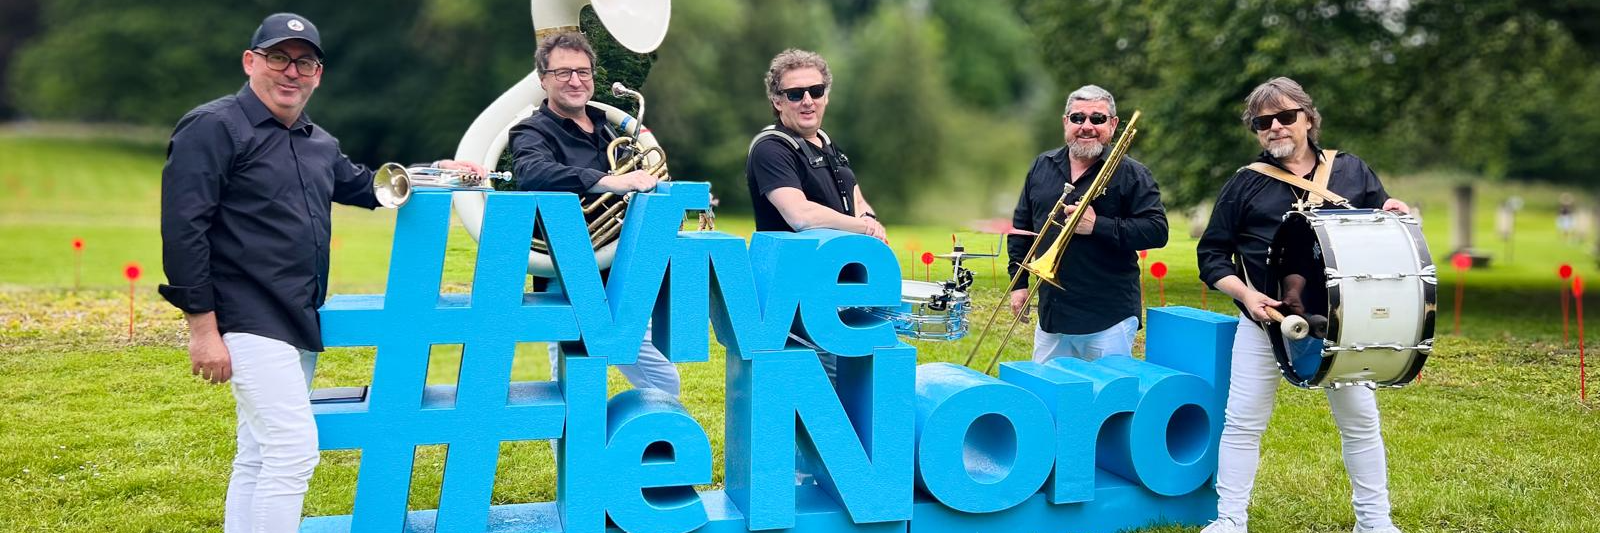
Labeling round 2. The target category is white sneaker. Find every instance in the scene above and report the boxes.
[1200,518,1247,533]
[1354,525,1402,533]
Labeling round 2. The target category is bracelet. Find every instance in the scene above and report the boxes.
[862,212,877,219]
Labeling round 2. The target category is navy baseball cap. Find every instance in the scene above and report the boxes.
[250,13,324,58]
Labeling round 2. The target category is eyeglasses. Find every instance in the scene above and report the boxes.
[544,68,594,82]
[781,84,827,102]
[1067,112,1111,125]
[249,49,322,75]
[1250,108,1303,132]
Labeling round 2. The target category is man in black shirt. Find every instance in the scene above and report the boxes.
[746,48,886,241]
[1194,77,1409,533]
[159,13,481,532]
[507,31,679,396]
[1007,85,1167,363]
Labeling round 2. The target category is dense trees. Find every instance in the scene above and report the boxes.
[3,0,1596,223]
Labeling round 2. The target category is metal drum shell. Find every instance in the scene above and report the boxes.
[1266,209,1435,389]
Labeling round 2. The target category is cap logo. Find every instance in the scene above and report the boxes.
[287,19,305,32]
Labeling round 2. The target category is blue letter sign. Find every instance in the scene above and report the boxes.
[301,185,1237,533]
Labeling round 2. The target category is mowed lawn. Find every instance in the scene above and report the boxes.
[2,130,1599,532]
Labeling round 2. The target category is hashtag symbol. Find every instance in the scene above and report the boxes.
[311,191,578,532]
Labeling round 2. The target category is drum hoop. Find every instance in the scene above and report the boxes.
[1268,210,1339,388]
[1272,209,1437,389]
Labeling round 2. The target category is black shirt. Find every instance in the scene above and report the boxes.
[1196,147,1391,315]
[508,100,618,202]
[1008,147,1168,335]
[746,124,858,232]
[159,85,381,352]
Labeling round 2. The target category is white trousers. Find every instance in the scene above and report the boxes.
[546,320,681,396]
[1215,316,1394,529]
[222,332,321,533]
[1032,316,1139,363]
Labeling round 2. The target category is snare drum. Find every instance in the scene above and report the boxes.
[1266,209,1436,389]
[864,280,970,341]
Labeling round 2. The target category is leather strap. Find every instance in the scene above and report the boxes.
[1244,149,1350,207]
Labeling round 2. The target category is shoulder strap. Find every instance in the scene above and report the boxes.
[747,125,832,158]
[748,125,800,154]
[1243,151,1351,207]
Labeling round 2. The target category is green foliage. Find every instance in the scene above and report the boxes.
[1024,0,1600,206]
[832,4,952,218]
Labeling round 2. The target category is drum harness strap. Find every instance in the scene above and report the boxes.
[1242,149,1354,210]
[748,125,855,216]
[1235,149,1350,326]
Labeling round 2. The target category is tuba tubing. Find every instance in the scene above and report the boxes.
[449,0,672,278]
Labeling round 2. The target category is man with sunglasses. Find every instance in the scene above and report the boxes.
[746,48,886,242]
[1007,85,1168,363]
[1196,77,1409,533]
[159,13,483,532]
[506,31,681,397]
[745,49,886,389]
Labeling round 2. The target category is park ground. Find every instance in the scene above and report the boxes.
[2,128,1598,532]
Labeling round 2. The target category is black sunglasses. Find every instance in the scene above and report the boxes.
[1250,108,1303,131]
[1067,112,1111,125]
[781,84,827,102]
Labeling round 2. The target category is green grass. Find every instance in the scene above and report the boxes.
[3,132,1600,532]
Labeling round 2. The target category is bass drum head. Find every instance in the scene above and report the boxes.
[1267,211,1335,385]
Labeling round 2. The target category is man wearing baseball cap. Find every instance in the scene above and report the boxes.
[158,13,483,531]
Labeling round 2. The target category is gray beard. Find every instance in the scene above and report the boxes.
[1267,140,1296,159]
[1068,139,1104,160]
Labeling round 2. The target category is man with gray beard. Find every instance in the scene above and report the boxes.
[1006,85,1167,363]
[1195,77,1409,533]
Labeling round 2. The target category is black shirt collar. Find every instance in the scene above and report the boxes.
[1046,144,1111,165]
[1255,139,1326,176]
[235,84,313,134]
[538,99,612,135]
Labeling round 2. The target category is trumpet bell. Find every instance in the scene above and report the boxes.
[373,163,412,209]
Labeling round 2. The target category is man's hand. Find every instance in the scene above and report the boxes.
[1064,204,1097,235]
[1239,289,1284,322]
[1009,289,1031,322]
[435,159,487,177]
[189,329,232,384]
[860,216,888,242]
[1382,198,1411,214]
[592,169,658,194]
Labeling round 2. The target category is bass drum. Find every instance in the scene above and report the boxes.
[1266,209,1436,389]
[448,0,669,277]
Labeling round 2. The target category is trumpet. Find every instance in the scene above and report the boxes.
[962,110,1143,374]
[373,163,509,209]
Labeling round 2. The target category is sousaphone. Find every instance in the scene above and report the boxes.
[451,0,672,277]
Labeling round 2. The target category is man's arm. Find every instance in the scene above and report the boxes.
[1007,159,1041,292]
[508,121,607,193]
[508,122,655,194]
[766,187,875,235]
[330,152,381,209]
[158,111,233,384]
[852,184,887,240]
[1073,163,1168,250]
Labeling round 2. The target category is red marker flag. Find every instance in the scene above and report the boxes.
[1452,252,1470,335]
[124,262,142,341]
[1576,276,1586,402]
[1560,264,1574,342]
[1151,261,1168,306]
[921,252,934,282]
[71,237,85,290]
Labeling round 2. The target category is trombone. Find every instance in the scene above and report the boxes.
[962,110,1142,374]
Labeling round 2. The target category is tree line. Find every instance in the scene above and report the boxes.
[4,0,1598,221]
